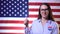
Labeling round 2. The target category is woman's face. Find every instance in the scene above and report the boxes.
[40,5,49,18]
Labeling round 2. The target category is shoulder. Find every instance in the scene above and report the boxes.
[30,19,39,28]
[31,19,40,25]
[32,19,41,23]
[50,20,59,34]
[50,20,58,26]
[50,20,59,29]
[33,19,39,22]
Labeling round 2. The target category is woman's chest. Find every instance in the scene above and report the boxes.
[32,22,53,34]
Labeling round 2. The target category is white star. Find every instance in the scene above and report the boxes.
[9,1,11,3]
[7,0,8,1]
[17,8,19,10]
[9,10,11,12]
[14,14,17,16]
[9,5,11,8]
[17,4,19,6]
[17,12,19,14]
[14,6,16,8]
[22,8,24,10]
[4,1,6,3]
[25,6,27,8]
[1,3,3,5]
[25,2,27,4]
[20,14,22,16]
[6,8,8,10]
[22,4,24,6]
[6,3,8,5]
[1,12,3,14]
[1,7,3,9]
[6,12,9,14]
[25,14,27,17]
[1,0,3,1]
[14,1,16,3]
[25,10,27,12]
[9,14,11,16]
[12,0,14,1]
[20,1,22,4]
[4,9,6,12]
[4,5,6,8]
[20,6,22,8]
[4,14,6,16]
[22,12,25,14]
[12,3,14,5]
[22,0,24,1]
[14,10,16,12]
[12,12,14,14]
[20,10,22,12]
[12,8,14,10]
[17,0,19,1]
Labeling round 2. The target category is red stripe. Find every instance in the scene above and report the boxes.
[0,20,23,24]
[0,24,60,29]
[29,15,60,18]
[0,20,32,24]
[0,24,60,30]
[29,9,60,12]
[29,2,60,6]
[29,15,38,18]
[0,20,60,24]
[0,26,60,29]
[0,27,24,30]
[0,33,24,34]
[57,21,60,24]
[53,15,60,18]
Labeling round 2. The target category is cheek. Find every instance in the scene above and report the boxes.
[40,11,44,16]
[46,12,49,15]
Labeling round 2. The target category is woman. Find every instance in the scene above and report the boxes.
[24,3,59,34]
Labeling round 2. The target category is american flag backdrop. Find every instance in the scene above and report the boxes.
[0,0,60,34]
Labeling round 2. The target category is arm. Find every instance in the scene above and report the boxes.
[24,20,36,34]
[24,18,36,34]
[52,22,59,34]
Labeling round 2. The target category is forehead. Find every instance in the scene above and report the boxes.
[40,5,48,9]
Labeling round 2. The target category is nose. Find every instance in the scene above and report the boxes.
[42,11,46,14]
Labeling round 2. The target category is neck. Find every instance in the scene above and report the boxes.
[42,17,47,21]
[41,17,48,26]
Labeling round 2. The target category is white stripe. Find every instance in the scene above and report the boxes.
[29,6,60,9]
[0,17,37,21]
[29,12,60,15]
[0,17,26,20]
[29,12,38,15]
[0,23,32,27]
[0,17,60,21]
[54,18,60,21]
[53,12,60,15]
[0,30,24,33]
[0,21,60,27]
[0,30,60,33]
[29,0,60,3]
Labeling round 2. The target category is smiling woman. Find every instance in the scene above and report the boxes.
[24,3,59,34]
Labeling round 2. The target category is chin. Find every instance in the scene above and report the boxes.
[42,16,47,18]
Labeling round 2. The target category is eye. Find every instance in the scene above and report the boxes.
[40,9,48,11]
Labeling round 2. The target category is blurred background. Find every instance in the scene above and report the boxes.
[0,0,60,34]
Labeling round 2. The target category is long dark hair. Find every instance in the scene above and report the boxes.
[38,3,55,21]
